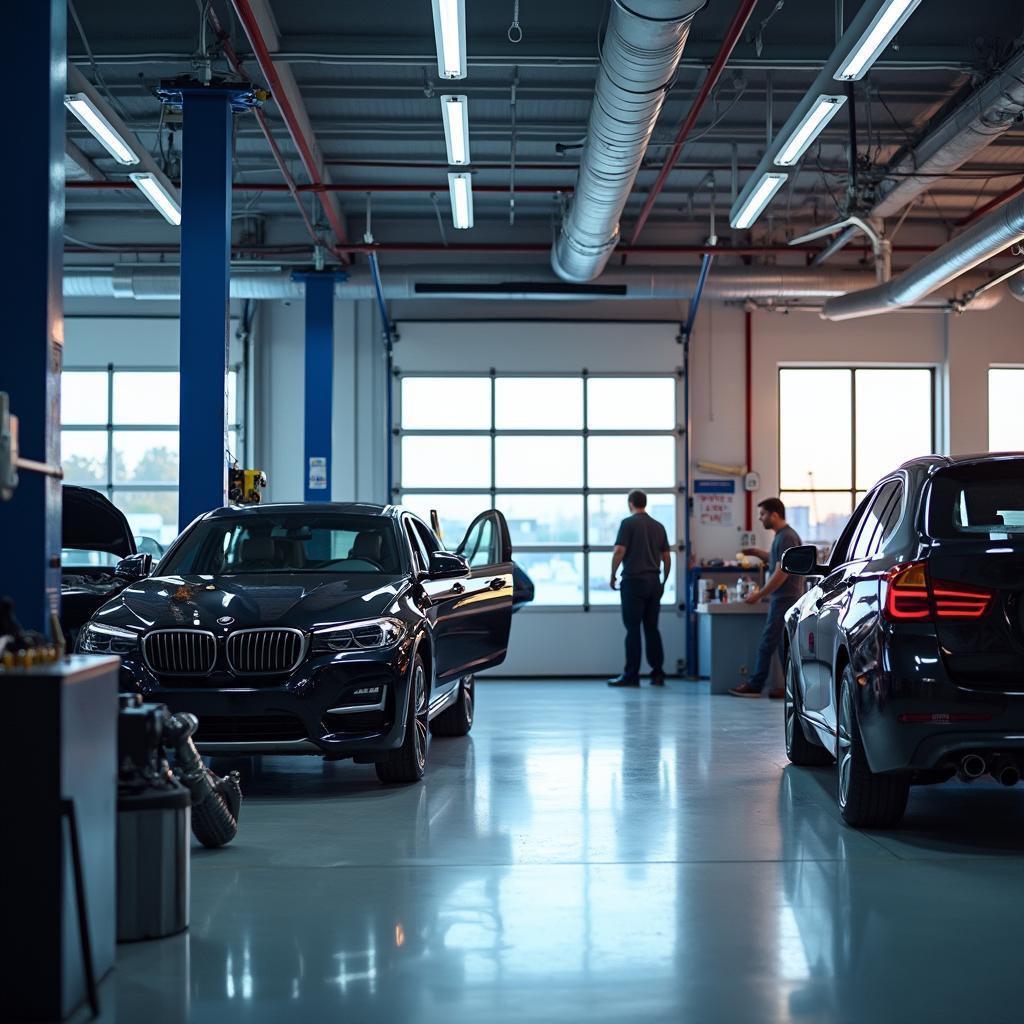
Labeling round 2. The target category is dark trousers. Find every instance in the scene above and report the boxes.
[749,595,796,692]
[620,576,664,678]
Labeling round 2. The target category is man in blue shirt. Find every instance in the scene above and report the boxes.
[608,490,672,688]
[729,497,803,699]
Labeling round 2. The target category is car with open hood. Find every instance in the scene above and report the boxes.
[61,485,152,645]
[77,502,514,784]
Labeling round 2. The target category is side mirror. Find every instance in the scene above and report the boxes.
[427,551,470,581]
[114,552,153,582]
[781,544,828,577]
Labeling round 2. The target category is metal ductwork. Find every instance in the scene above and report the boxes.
[821,190,1024,320]
[62,264,1003,309]
[551,0,706,283]
[871,49,1024,220]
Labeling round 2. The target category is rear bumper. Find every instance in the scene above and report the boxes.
[118,641,414,758]
[857,625,1024,772]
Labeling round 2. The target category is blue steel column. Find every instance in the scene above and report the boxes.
[0,0,65,635]
[178,91,233,530]
[303,275,336,501]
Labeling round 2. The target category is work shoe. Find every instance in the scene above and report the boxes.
[650,673,666,686]
[767,688,785,699]
[728,682,762,698]
[607,675,640,687]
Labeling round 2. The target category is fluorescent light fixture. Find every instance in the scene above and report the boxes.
[440,95,470,165]
[834,0,923,81]
[431,0,466,80]
[63,92,139,166]
[129,172,181,226]
[775,95,847,166]
[730,172,788,230]
[448,172,474,229]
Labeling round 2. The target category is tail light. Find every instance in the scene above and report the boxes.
[883,561,995,622]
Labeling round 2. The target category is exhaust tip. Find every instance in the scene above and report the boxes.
[960,753,987,780]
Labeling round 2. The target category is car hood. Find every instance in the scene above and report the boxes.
[62,485,136,558]
[94,573,411,632]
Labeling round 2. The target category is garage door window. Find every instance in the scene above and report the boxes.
[989,368,1024,451]
[398,374,679,608]
[61,365,243,548]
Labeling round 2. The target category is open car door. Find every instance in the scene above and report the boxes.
[446,508,514,676]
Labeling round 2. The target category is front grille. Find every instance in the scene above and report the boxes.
[226,628,306,675]
[193,714,307,743]
[143,630,217,675]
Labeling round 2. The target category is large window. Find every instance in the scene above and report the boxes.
[989,368,1024,451]
[61,366,242,547]
[778,368,933,550]
[398,374,679,608]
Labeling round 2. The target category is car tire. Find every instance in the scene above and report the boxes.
[375,656,429,785]
[784,653,833,767]
[430,674,475,737]
[836,664,909,828]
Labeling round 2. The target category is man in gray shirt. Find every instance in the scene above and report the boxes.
[608,490,672,687]
[729,497,803,699]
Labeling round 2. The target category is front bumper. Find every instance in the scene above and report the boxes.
[856,624,1024,773]
[118,641,414,759]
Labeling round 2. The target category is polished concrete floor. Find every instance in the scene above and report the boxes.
[87,681,1024,1024]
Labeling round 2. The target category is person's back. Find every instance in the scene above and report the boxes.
[617,512,669,580]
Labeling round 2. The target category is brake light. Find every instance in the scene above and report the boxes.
[884,562,930,620]
[932,581,994,619]
[883,562,996,622]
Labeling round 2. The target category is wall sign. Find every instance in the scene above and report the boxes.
[308,457,328,490]
[695,478,735,527]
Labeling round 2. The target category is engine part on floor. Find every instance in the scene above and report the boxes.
[163,711,243,848]
[229,465,268,505]
[116,696,191,942]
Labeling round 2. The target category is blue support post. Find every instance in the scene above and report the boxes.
[367,254,395,501]
[302,274,337,501]
[177,91,233,531]
[0,0,65,636]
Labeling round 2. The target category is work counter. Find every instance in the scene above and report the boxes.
[696,602,784,694]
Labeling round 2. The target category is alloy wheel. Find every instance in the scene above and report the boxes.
[784,660,796,752]
[837,677,853,809]
[413,663,428,772]
[463,675,475,727]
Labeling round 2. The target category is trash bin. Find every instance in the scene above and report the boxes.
[116,781,190,942]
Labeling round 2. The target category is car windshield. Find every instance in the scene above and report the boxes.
[160,513,403,575]
[927,462,1024,538]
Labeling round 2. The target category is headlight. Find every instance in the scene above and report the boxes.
[312,617,407,653]
[78,622,140,655]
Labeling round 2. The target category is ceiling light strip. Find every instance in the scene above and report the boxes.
[775,95,847,167]
[730,173,787,230]
[63,93,139,166]
[834,0,923,82]
[448,172,474,229]
[129,173,182,226]
[431,0,467,80]
[440,95,470,165]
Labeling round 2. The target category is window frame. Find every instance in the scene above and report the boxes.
[778,367,935,551]
[396,371,681,611]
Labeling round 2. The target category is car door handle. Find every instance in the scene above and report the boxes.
[488,577,505,590]
[451,582,465,595]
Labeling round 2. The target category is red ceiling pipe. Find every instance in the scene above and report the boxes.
[204,7,325,256]
[957,176,1024,228]
[744,309,753,532]
[228,0,349,251]
[628,0,761,246]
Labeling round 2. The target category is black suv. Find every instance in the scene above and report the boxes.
[781,454,1024,827]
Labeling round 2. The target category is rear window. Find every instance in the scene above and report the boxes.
[927,461,1024,538]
